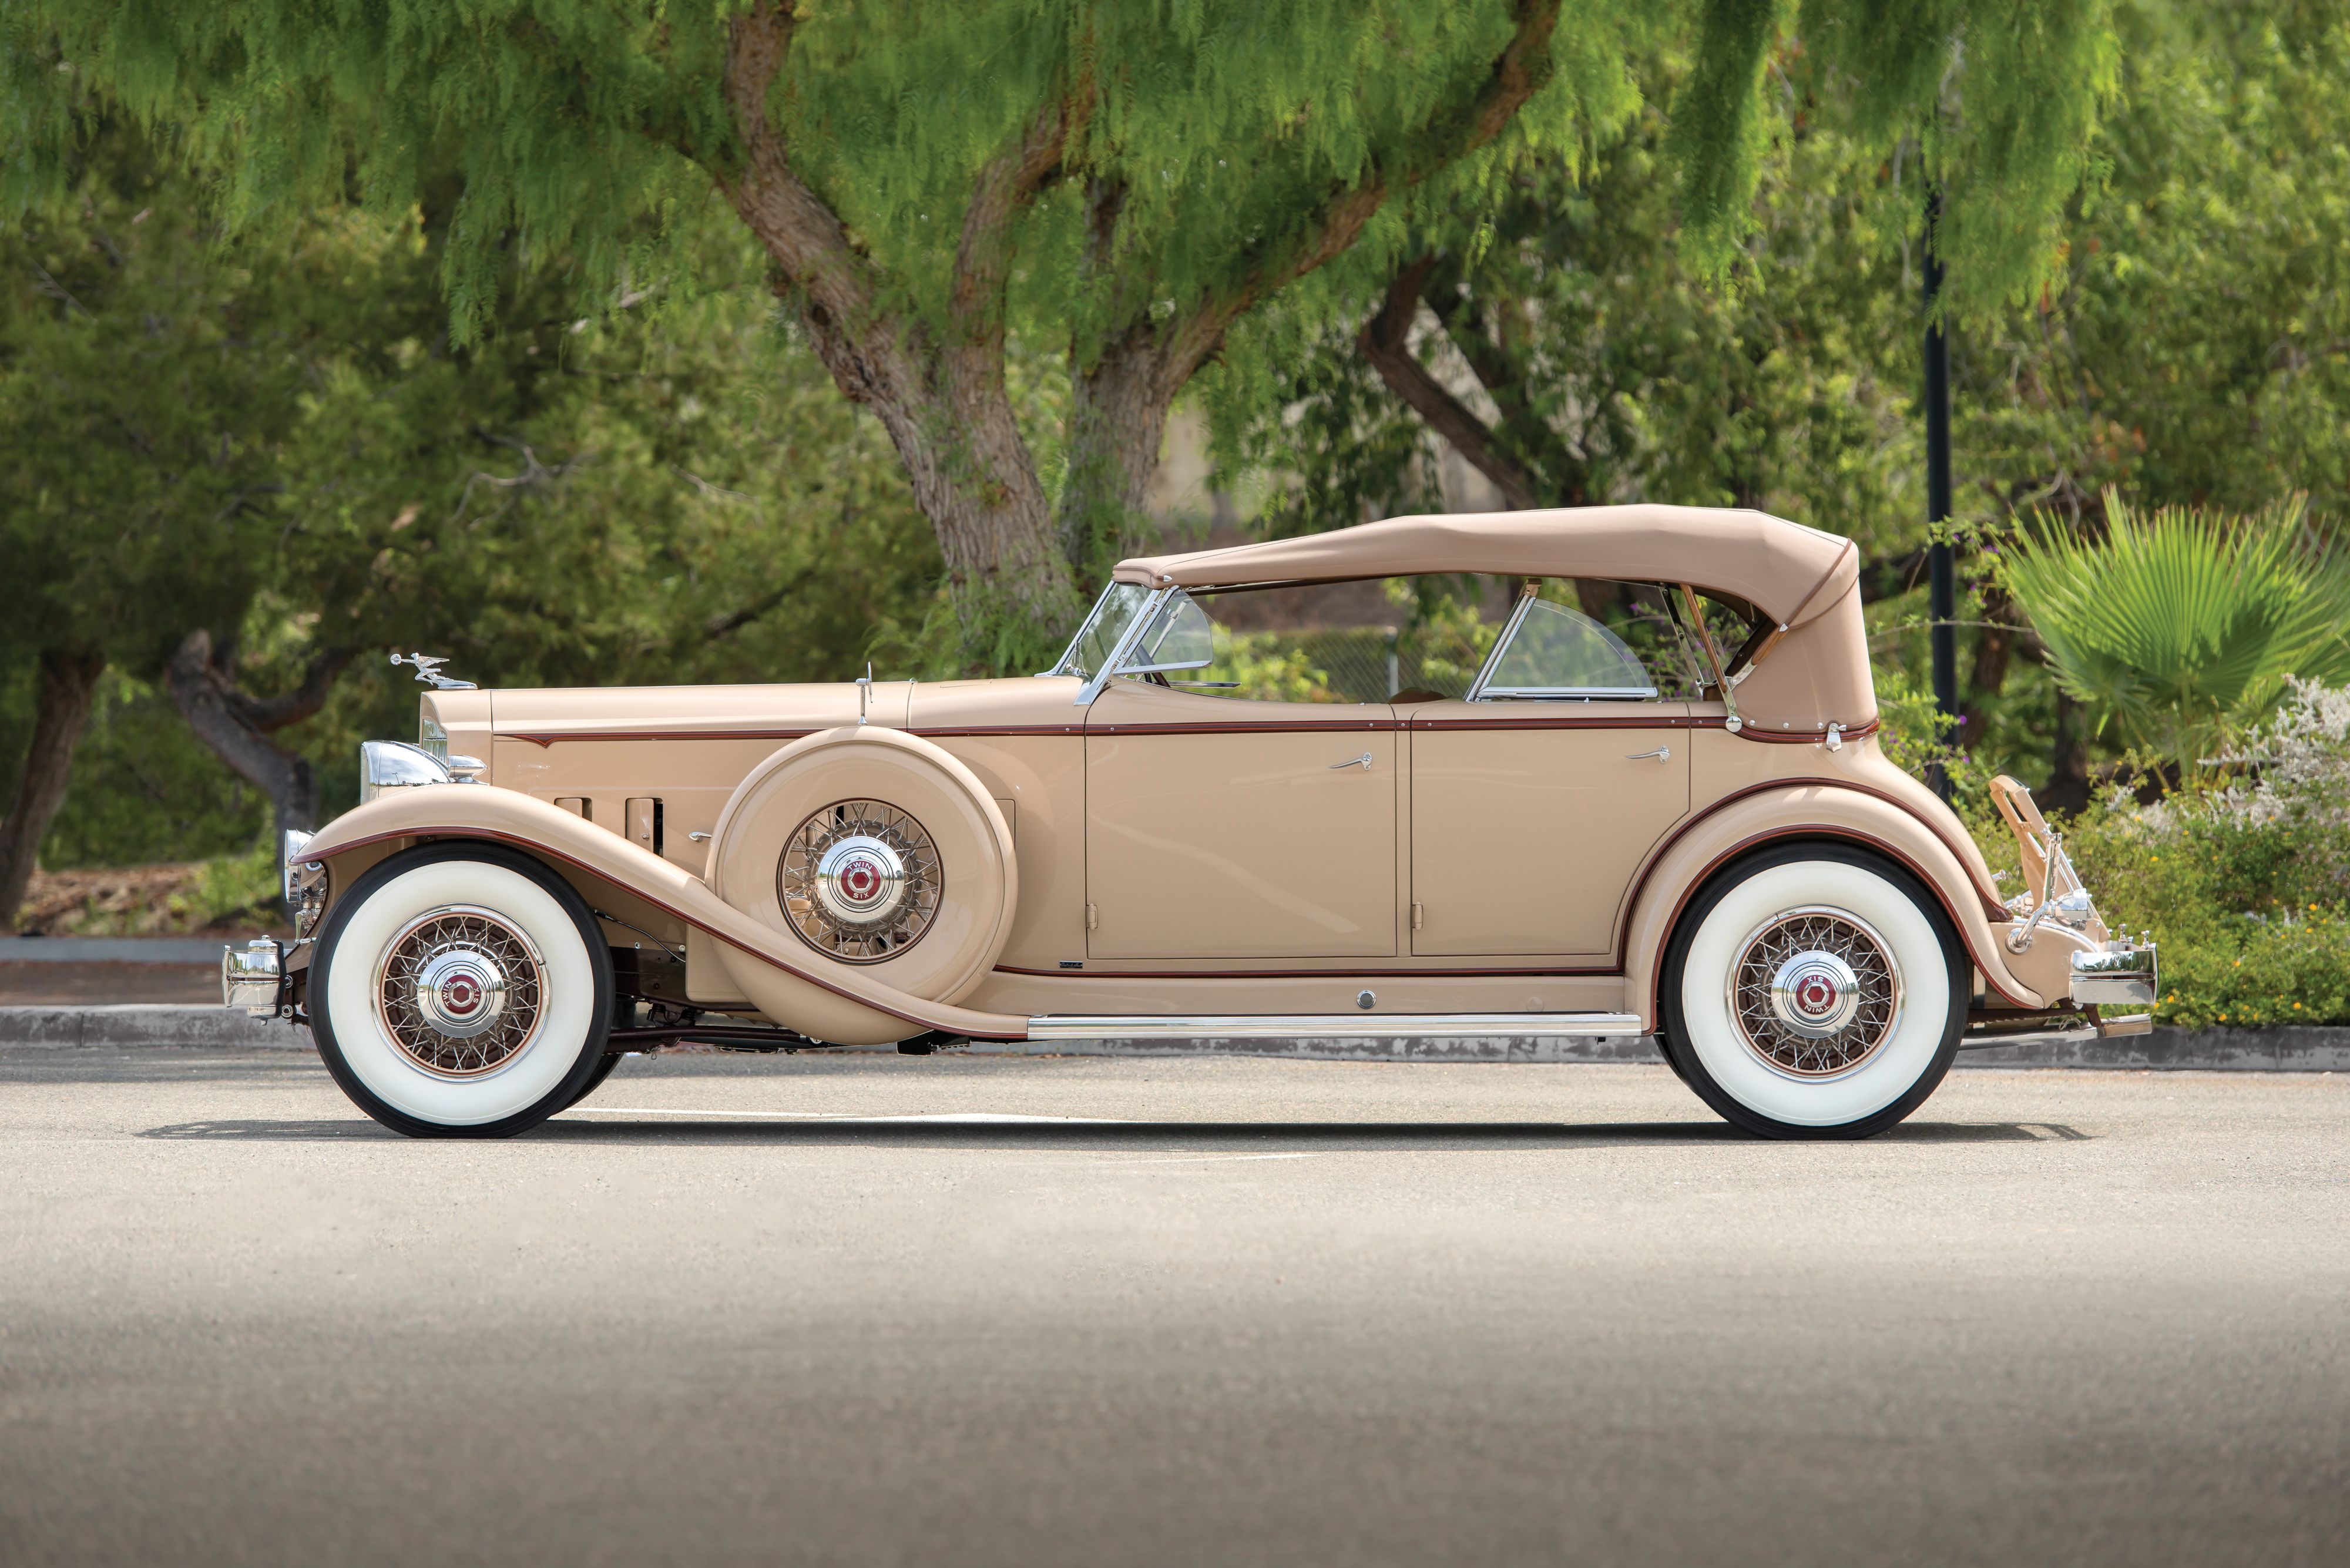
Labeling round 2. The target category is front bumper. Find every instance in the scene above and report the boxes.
[222,938,285,1017]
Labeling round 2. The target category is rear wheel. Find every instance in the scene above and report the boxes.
[310,844,614,1139]
[1659,843,1965,1139]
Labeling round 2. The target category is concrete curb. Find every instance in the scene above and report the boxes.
[0,938,230,964]
[0,1005,313,1050]
[1956,1025,2350,1072]
[1,1006,2342,1071]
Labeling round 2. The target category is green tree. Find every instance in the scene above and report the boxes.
[6,1,2120,670]
[0,127,339,922]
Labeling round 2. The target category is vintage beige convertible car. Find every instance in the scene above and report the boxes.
[223,505,2155,1139]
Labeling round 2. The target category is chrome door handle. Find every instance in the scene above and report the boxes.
[1330,753,1374,770]
[1625,746,1672,762]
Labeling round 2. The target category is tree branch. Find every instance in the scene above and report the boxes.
[1152,0,1565,399]
[1357,254,1539,509]
[167,631,334,843]
[719,1,891,393]
[228,646,357,733]
[946,72,1093,404]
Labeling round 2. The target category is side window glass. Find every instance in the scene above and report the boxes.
[1474,596,1659,699]
[1118,591,1214,673]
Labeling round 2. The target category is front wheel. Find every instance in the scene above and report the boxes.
[310,844,615,1138]
[1659,843,1965,1139]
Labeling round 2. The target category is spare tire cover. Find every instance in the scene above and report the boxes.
[704,727,1016,1005]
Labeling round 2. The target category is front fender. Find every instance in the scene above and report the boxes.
[293,787,1031,1043]
[1621,783,2047,1028]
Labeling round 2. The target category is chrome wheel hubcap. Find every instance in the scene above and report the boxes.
[1729,908,1902,1079]
[377,907,545,1076]
[779,800,942,963]
[1770,950,1862,1038]
[813,835,910,925]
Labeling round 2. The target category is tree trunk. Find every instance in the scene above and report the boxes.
[2041,689,2092,815]
[166,632,348,859]
[0,648,108,932]
[720,3,1083,670]
[1060,323,1180,573]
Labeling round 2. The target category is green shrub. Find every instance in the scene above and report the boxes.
[2033,680,2350,1026]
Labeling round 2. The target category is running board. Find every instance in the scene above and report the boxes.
[1025,1012,1644,1042]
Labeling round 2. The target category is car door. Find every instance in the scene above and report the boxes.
[1085,680,1399,960]
[1408,701,1689,955]
[1408,590,1690,956]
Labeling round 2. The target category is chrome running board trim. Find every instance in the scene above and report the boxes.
[1025,1012,1645,1041]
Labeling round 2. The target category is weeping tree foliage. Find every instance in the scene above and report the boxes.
[4,1,2119,670]
[1997,493,2350,769]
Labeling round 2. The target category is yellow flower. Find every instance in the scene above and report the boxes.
[2295,1002,2303,1010]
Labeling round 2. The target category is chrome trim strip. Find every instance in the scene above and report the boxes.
[1073,587,1169,707]
[1464,584,1536,703]
[1025,1011,1645,1040]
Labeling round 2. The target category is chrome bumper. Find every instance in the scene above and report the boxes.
[222,938,284,1016]
[1960,1009,2153,1050]
[2070,942,2157,1009]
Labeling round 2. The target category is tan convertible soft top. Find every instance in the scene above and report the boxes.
[1115,505,1859,630]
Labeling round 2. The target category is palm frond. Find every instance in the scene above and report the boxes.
[1998,491,2348,768]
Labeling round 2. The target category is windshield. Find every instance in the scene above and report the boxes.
[1053,582,1152,680]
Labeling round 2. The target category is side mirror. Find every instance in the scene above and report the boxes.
[1116,592,1214,674]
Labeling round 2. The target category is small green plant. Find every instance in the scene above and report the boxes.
[1995,491,2350,770]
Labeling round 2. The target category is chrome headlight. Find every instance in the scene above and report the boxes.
[360,739,454,802]
[283,830,325,939]
[282,830,314,905]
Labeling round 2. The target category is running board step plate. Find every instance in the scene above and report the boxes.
[1025,1012,1644,1042]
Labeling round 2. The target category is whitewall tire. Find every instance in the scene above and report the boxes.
[1660,843,1966,1139]
[310,844,615,1138]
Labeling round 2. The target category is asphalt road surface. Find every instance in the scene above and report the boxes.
[4,1047,2345,1567]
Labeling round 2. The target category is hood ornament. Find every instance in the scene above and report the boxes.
[391,652,477,690]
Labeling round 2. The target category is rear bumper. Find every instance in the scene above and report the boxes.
[2070,943,2157,1009]
[1961,1007,2153,1050]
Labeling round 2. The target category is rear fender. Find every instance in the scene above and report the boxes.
[293,788,1030,1044]
[1622,783,2047,1028]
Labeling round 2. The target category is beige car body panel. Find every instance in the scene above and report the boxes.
[1406,699,1691,956]
[1083,683,1399,959]
[301,506,2082,1041]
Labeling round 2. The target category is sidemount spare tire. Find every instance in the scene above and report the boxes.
[704,727,1018,1020]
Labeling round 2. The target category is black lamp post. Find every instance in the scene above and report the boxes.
[1922,190,1958,803]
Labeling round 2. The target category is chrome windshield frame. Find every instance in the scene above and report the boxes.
[1072,586,1169,706]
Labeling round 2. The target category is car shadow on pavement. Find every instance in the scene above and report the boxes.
[138,1117,2089,1147]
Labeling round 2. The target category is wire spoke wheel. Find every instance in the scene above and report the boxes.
[1728,906,1903,1080]
[777,799,944,963]
[374,905,546,1077]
